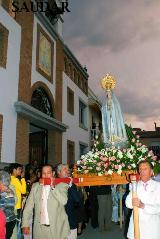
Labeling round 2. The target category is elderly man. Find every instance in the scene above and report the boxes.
[22,164,70,239]
[57,164,81,239]
[126,161,160,239]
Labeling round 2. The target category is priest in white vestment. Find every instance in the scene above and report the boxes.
[126,161,160,239]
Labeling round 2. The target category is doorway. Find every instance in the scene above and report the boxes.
[29,124,48,165]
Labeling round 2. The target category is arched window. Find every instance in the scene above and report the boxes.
[31,87,53,117]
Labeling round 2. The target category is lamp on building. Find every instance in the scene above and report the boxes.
[45,0,69,25]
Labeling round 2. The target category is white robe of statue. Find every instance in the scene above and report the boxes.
[101,92,127,147]
[126,179,160,239]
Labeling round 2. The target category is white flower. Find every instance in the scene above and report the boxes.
[95,152,100,156]
[77,160,81,165]
[131,163,136,168]
[95,135,98,140]
[107,169,113,175]
[98,172,103,176]
[118,165,122,169]
[117,169,122,175]
[117,151,123,159]
[141,147,147,154]
[127,152,133,159]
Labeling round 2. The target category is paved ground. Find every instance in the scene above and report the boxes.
[78,222,126,239]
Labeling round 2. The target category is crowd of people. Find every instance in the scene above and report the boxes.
[0,163,88,239]
[0,161,160,239]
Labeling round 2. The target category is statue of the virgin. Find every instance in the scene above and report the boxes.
[101,74,128,148]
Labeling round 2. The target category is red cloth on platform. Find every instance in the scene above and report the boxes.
[40,177,79,185]
[0,209,6,239]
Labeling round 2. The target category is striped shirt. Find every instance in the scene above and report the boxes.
[0,191,16,222]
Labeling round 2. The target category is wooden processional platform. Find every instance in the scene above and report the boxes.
[73,167,137,229]
[73,166,136,187]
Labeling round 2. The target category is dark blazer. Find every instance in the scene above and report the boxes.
[65,184,81,229]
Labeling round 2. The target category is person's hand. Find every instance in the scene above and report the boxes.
[21,169,25,178]
[39,178,44,185]
[50,177,55,188]
[68,177,73,187]
[22,227,30,235]
[132,197,145,209]
[0,183,8,192]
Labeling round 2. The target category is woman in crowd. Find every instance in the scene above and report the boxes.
[0,170,16,239]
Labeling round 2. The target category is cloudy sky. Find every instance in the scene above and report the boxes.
[63,0,160,130]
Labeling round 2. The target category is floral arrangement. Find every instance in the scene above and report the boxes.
[77,127,159,176]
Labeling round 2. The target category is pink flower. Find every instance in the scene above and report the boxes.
[128,165,132,170]
[96,167,101,171]
[104,163,109,168]
[97,162,101,167]
[149,150,154,156]
[88,167,92,170]
[110,156,116,161]
[101,157,108,162]
[115,165,119,169]
[84,170,89,174]
[152,156,157,161]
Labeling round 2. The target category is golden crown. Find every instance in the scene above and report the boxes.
[101,74,116,91]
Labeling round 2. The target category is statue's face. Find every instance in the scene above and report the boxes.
[139,162,153,183]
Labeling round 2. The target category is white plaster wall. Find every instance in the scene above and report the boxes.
[31,16,56,99]
[0,7,21,163]
[62,73,89,163]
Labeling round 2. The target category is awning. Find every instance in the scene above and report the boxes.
[14,101,68,132]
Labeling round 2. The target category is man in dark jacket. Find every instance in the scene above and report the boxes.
[57,164,81,239]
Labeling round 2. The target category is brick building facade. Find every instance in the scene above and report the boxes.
[0,0,90,166]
